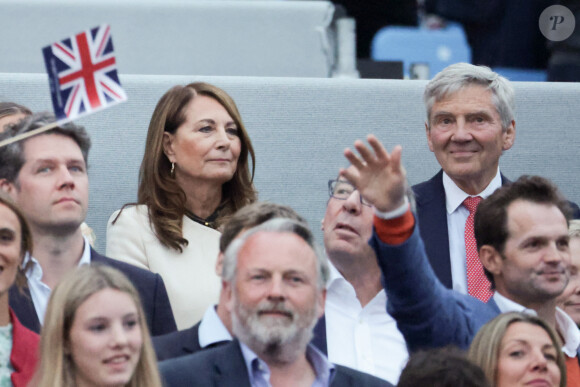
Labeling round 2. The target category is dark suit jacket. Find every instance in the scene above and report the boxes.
[154,321,202,361]
[154,316,328,361]
[9,248,177,336]
[412,170,580,289]
[159,340,392,387]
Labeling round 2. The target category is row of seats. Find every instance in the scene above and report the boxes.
[0,0,340,78]
[371,23,548,81]
[0,72,577,251]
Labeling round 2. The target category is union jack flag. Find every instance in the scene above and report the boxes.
[42,24,127,123]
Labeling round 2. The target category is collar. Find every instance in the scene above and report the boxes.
[239,342,335,386]
[23,236,93,280]
[184,208,220,229]
[198,305,232,348]
[494,293,580,356]
[555,307,580,357]
[327,261,347,289]
[493,292,536,315]
[443,168,502,214]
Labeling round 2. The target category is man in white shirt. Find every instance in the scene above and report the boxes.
[412,63,516,299]
[0,112,176,335]
[319,178,408,384]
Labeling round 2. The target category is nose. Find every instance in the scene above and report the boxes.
[530,349,549,372]
[451,118,472,142]
[215,127,232,151]
[267,275,286,302]
[342,190,363,215]
[57,166,75,190]
[544,243,567,266]
[110,323,129,347]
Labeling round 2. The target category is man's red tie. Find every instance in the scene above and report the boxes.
[463,196,493,302]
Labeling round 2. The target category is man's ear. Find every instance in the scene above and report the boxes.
[223,280,234,314]
[215,252,224,277]
[425,121,434,152]
[0,179,16,196]
[162,132,176,162]
[479,245,503,278]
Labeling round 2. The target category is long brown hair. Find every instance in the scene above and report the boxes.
[135,82,256,252]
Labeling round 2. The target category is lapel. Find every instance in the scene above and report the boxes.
[413,170,453,288]
[183,322,202,354]
[8,285,40,334]
[311,315,327,355]
[213,340,252,387]
[414,171,511,289]
[485,297,502,314]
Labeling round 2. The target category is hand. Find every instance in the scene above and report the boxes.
[340,134,408,213]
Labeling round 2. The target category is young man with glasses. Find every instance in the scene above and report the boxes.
[317,178,408,384]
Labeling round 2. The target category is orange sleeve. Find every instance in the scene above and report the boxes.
[373,209,415,245]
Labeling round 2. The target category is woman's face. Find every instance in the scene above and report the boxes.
[496,322,560,387]
[163,95,241,187]
[556,237,580,324]
[69,288,143,387]
[0,203,22,296]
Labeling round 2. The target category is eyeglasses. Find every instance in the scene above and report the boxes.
[328,179,372,207]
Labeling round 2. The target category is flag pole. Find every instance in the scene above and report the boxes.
[0,122,60,148]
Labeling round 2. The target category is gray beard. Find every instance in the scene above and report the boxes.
[231,299,318,365]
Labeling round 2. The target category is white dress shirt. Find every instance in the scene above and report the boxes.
[443,169,502,294]
[325,263,408,385]
[198,305,232,348]
[23,236,92,325]
[494,292,580,357]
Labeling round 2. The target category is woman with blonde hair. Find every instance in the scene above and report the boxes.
[468,312,566,387]
[107,82,257,329]
[32,264,162,387]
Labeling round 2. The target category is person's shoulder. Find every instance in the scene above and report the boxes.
[153,322,201,361]
[412,170,443,193]
[333,365,394,387]
[91,249,158,281]
[108,204,149,223]
[159,340,239,378]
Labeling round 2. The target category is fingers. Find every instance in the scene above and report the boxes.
[339,165,359,184]
[389,145,403,174]
[343,147,365,170]
[367,134,389,163]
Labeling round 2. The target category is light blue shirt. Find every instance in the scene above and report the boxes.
[198,305,232,348]
[240,342,335,387]
[23,236,92,324]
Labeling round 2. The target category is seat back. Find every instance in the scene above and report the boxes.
[372,25,471,79]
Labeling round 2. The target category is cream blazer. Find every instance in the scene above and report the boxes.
[106,205,221,330]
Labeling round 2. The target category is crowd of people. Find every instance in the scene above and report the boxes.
[0,61,578,387]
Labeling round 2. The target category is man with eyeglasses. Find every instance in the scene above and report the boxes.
[315,178,408,384]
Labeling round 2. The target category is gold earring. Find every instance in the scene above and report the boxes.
[171,162,175,177]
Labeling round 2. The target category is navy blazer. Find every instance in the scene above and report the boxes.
[9,248,177,336]
[154,321,202,361]
[159,340,392,387]
[372,223,507,352]
[412,170,580,289]
[154,316,328,361]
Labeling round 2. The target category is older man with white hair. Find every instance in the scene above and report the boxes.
[160,218,391,387]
